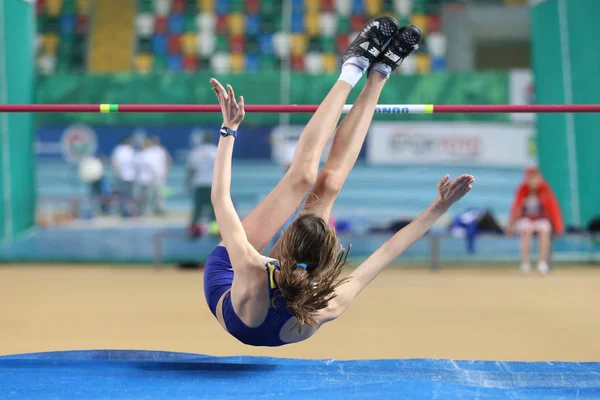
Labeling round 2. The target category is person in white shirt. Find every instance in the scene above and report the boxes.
[147,136,172,215]
[187,132,217,230]
[111,136,135,217]
[133,139,157,216]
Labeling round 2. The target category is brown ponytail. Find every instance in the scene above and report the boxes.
[276,213,350,328]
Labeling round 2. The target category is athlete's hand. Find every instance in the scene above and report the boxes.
[436,174,475,207]
[210,78,245,130]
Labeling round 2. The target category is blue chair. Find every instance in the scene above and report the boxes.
[216,0,230,15]
[259,34,273,54]
[352,0,364,14]
[167,54,182,71]
[152,35,168,56]
[431,57,446,73]
[246,14,260,36]
[60,15,76,36]
[168,15,184,35]
[291,13,304,33]
[246,54,260,72]
[291,0,303,14]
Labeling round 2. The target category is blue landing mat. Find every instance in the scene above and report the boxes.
[1,351,599,399]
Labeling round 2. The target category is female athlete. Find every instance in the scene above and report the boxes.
[204,18,475,346]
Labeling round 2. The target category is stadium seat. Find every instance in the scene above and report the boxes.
[365,0,383,17]
[154,0,172,17]
[152,34,168,55]
[183,14,196,32]
[291,13,304,33]
[46,0,63,17]
[350,15,366,33]
[334,0,352,16]
[415,53,430,73]
[259,34,274,55]
[230,53,245,73]
[228,13,245,35]
[305,0,321,13]
[399,53,416,74]
[37,54,57,75]
[196,32,216,56]
[215,34,229,52]
[76,0,90,15]
[246,0,259,13]
[210,52,230,74]
[291,34,308,56]
[305,52,324,75]
[172,0,185,14]
[351,0,364,14]
[427,32,446,58]
[230,35,245,53]
[322,53,338,73]
[322,0,334,12]
[215,15,228,34]
[168,15,185,34]
[272,32,290,58]
[337,15,350,33]
[135,53,153,73]
[153,55,168,71]
[136,13,155,37]
[291,55,305,71]
[198,0,214,13]
[215,0,230,15]
[411,14,428,34]
[168,34,182,54]
[183,55,198,72]
[74,15,88,34]
[42,33,60,55]
[246,54,260,72]
[181,33,197,55]
[246,14,260,36]
[60,15,76,36]
[335,34,349,53]
[319,12,337,37]
[305,12,320,37]
[428,14,441,32]
[431,56,445,73]
[167,54,183,71]
[394,0,413,17]
[196,13,216,33]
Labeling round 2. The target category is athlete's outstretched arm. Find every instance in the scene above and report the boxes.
[320,174,475,322]
[210,78,262,266]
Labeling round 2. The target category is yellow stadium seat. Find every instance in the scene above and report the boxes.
[291,34,308,56]
[322,53,338,73]
[305,0,321,13]
[198,0,214,13]
[365,0,382,17]
[46,0,63,17]
[76,0,91,15]
[411,14,428,34]
[42,34,60,55]
[228,13,245,36]
[181,33,197,56]
[230,53,245,73]
[135,53,153,74]
[415,54,431,74]
[305,12,320,37]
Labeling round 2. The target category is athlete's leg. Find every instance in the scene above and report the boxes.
[241,17,402,253]
[292,25,422,223]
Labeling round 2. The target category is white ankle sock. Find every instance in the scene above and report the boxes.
[370,62,392,79]
[338,56,370,87]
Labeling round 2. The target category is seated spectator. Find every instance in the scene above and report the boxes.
[506,166,564,275]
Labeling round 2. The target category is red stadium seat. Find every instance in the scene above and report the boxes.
[155,17,168,35]
[230,35,245,53]
[291,55,304,71]
[216,15,228,35]
[75,15,89,34]
[335,34,349,53]
[183,55,198,72]
[322,0,334,12]
[350,15,366,33]
[168,35,182,54]
[428,15,441,33]
[246,0,259,13]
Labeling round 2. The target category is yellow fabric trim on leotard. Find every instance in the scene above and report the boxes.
[267,263,276,289]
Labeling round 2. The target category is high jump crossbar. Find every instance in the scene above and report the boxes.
[0,104,599,114]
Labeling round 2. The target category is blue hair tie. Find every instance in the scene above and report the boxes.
[297,263,307,270]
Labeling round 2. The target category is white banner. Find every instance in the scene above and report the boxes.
[367,122,536,167]
[510,69,536,122]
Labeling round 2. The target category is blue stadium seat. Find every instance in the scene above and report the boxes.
[152,34,168,55]
[246,54,260,72]
[168,15,184,35]
[167,54,182,71]
[246,14,260,36]
[291,13,304,33]
[60,15,76,36]
[259,33,273,54]
[352,0,364,14]
[216,0,230,15]
[431,56,446,73]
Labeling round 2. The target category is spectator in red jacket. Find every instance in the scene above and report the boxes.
[507,166,564,275]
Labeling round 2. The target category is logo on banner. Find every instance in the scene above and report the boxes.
[61,125,98,163]
[375,107,410,114]
[389,132,481,158]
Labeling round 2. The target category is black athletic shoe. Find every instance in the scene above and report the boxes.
[341,16,399,67]
[377,25,422,71]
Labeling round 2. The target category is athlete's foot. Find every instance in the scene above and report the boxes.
[371,25,422,78]
[338,16,399,87]
[537,261,550,276]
